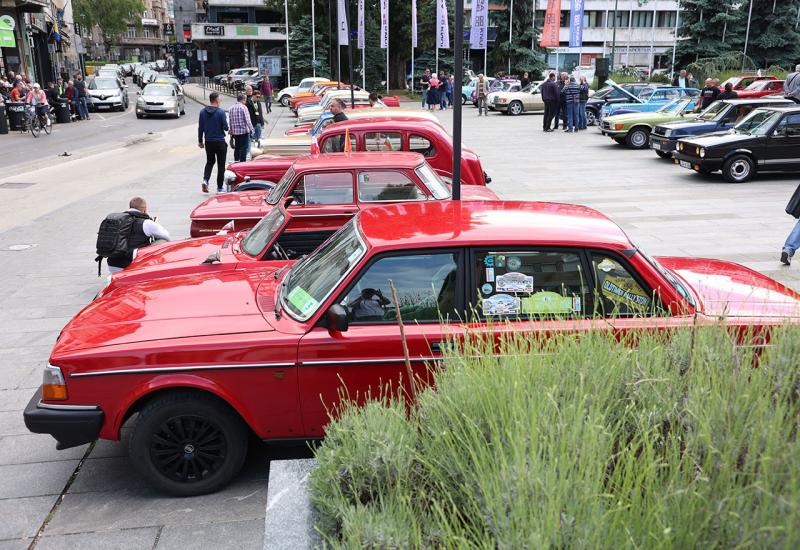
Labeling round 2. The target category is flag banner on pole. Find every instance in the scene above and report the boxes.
[540,0,561,47]
[358,0,365,49]
[470,0,488,49]
[337,0,348,45]
[437,0,450,49]
[411,0,417,48]
[380,0,389,48]
[569,0,584,48]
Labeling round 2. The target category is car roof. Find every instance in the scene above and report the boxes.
[321,117,445,134]
[357,201,634,251]
[292,152,426,171]
[755,105,800,113]
[722,98,794,105]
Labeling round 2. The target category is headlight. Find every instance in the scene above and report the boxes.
[699,148,706,158]
[500,98,508,103]
[42,364,68,401]
[224,170,238,184]
[664,129,672,138]
[677,142,684,151]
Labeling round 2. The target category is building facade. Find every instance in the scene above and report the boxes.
[116,0,173,62]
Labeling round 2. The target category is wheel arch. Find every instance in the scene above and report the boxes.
[723,148,756,163]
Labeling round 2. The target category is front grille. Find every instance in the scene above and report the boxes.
[146,101,164,106]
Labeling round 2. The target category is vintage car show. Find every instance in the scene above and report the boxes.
[2,0,800,548]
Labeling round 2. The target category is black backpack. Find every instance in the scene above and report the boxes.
[786,184,800,219]
[95,212,135,276]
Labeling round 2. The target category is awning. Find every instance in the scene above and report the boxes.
[0,20,15,48]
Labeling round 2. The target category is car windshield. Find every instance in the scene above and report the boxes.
[241,206,286,257]
[720,77,743,89]
[744,81,769,91]
[637,249,696,308]
[266,168,296,205]
[699,100,730,121]
[312,116,332,135]
[281,220,367,321]
[733,109,783,135]
[143,85,174,96]
[90,79,118,89]
[658,98,689,113]
[415,163,450,200]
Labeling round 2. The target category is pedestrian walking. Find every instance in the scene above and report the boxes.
[541,73,559,131]
[73,73,89,120]
[476,73,489,116]
[558,72,568,130]
[698,78,721,110]
[438,71,448,110]
[718,82,739,101]
[245,85,264,148]
[419,68,431,108]
[781,183,800,265]
[520,71,530,89]
[229,93,254,163]
[198,92,229,193]
[564,76,581,132]
[259,72,273,113]
[446,74,454,107]
[785,64,800,104]
[577,76,590,130]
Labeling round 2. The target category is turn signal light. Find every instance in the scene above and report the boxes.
[42,364,68,401]
[614,123,624,130]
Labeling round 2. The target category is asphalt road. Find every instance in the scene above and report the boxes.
[0,79,204,175]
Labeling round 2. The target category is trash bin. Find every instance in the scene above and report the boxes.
[54,99,71,123]
[6,102,25,131]
[0,104,8,135]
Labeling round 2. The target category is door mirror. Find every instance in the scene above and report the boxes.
[326,304,349,332]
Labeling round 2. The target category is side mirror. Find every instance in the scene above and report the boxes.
[326,304,349,332]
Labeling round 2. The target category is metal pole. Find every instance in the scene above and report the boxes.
[610,0,618,71]
[796,0,800,30]
[386,15,389,93]
[436,47,439,75]
[508,0,514,74]
[670,3,679,80]
[531,0,535,51]
[452,0,464,200]
[743,0,754,70]
[649,2,656,75]
[312,0,316,77]
[345,0,355,108]
[362,45,366,89]
[284,0,291,86]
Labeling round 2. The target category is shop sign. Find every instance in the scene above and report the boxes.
[204,25,225,36]
[235,25,257,36]
[163,23,174,36]
[0,19,15,48]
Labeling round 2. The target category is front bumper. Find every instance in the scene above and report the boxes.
[23,387,103,450]
[600,127,627,138]
[649,135,677,152]
[493,103,509,112]
[90,97,124,109]
[672,152,723,173]
[137,104,179,115]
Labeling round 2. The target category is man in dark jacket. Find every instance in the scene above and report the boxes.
[541,73,560,132]
[698,78,721,110]
[718,82,738,101]
[245,85,265,147]
[557,72,568,130]
[198,92,230,193]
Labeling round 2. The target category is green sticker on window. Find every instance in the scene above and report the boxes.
[521,292,580,315]
[288,287,320,316]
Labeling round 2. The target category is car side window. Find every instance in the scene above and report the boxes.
[358,171,426,202]
[590,253,658,317]
[321,133,357,153]
[778,114,800,137]
[364,132,402,151]
[474,250,588,320]
[293,172,354,205]
[340,253,459,323]
[409,134,436,157]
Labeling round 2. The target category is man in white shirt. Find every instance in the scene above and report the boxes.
[672,69,688,88]
[107,197,171,273]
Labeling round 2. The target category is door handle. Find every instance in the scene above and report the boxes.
[430,341,453,354]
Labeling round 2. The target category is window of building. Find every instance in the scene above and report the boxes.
[657,11,677,28]
[609,10,630,28]
[127,26,136,38]
[583,11,606,28]
[143,27,152,38]
[631,11,653,28]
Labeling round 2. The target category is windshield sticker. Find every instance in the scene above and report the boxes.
[506,256,522,270]
[521,292,581,315]
[483,256,495,267]
[495,255,506,268]
[481,283,493,295]
[485,268,495,282]
[287,287,321,316]
[597,258,616,273]
[482,294,520,316]
[601,277,651,307]
[496,272,534,294]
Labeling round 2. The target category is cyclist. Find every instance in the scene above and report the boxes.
[25,83,49,126]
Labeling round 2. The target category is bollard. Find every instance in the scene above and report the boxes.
[0,104,8,134]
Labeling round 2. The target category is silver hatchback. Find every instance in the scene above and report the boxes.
[136,83,185,119]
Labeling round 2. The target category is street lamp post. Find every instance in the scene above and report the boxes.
[345,0,355,108]
[743,0,754,70]
[610,0,618,71]
[452,0,464,200]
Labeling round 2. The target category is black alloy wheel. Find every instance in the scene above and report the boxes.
[130,392,248,496]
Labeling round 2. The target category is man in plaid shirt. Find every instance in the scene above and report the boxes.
[229,93,254,162]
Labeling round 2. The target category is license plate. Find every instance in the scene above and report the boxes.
[679,160,692,169]
[651,141,662,150]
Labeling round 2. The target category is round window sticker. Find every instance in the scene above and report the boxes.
[481,283,493,295]
[507,256,522,271]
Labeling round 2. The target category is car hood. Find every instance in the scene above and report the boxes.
[126,234,231,268]
[659,119,716,132]
[54,269,279,355]
[191,190,272,220]
[605,79,643,102]
[278,86,298,96]
[680,131,755,148]
[657,257,800,318]
[605,111,683,124]
[140,94,175,101]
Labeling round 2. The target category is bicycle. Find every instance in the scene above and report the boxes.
[23,104,52,138]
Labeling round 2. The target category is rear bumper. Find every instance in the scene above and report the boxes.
[23,388,103,450]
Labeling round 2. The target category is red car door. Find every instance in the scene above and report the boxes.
[296,249,465,436]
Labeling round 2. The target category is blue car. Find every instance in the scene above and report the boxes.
[602,85,700,117]
[649,97,794,158]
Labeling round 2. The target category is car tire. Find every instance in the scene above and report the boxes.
[626,127,650,149]
[136,113,143,119]
[129,391,249,497]
[586,109,597,126]
[508,101,523,116]
[279,95,291,107]
[655,150,671,159]
[722,154,755,183]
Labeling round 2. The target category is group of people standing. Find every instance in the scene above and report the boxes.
[0,71,91,121]
[541,72,590,132]
[419,68,455,110]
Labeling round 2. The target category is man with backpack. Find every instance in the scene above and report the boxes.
[96,197,171,275]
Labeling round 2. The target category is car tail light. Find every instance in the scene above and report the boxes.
[42,364,68,401]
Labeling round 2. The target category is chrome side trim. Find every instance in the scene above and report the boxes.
[300,357,439,367]
[69,362,296,378]
[38,401,100,411]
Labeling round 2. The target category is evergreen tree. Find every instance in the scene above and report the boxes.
[288,14,328,82]
[488,0,546,78]
[674,0,745,67]
[746,0,800,68]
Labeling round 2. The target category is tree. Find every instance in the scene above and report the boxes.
[746,0,800,68]
[288,14,328,81]
[488,0,546,78]
[73,0,146,54]
[674,0,745,68]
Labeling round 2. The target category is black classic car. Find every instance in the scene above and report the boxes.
[672,106,800,183]
[650,98,794,158]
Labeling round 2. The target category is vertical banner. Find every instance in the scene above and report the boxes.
[380,0,389,48]
[411,0,417,48]
[470,0,488,49]
[337,0,348,45]
[569,0,584,48]
[437,0,450,49]
[540,0,561,47]
[358,0,365,49]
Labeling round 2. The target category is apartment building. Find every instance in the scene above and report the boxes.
[118,0,173,62]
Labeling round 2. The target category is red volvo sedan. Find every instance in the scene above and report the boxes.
[24,201,800,495]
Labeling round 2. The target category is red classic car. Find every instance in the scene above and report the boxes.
[719,75,778,91]
[734,79,785,99]
[193,152,498,237]
[24,201,800,496]
[225,118,491,189]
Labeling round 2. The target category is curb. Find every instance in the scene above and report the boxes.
[263,459,321,550]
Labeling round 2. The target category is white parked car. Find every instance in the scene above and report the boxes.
[296,90,371,124]
[276,76,329,107]
[492,82,546,116]
[88,76,128,112]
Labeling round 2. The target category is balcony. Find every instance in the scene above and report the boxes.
[191,22,286,41]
